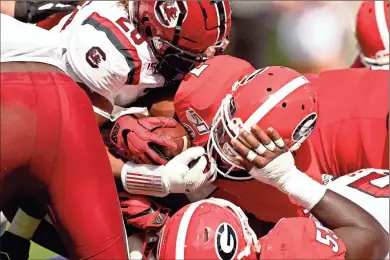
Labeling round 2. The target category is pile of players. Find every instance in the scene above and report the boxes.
[0,1,388,259]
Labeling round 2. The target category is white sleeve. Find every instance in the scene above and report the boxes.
[65,23,130,104]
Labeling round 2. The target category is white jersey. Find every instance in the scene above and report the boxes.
[0,13,65,71]
[52,1,165,107]
[325,168,389,233]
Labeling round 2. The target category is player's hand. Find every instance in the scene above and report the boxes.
[15,1,77,23]
[118,193,170,230]
[110,115,178,165]
[231,125,296,187]
[163,147,216,194]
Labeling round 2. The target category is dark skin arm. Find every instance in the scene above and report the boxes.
[312,191,389,259]
[233,125,389,260]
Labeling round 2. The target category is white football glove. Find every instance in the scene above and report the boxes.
[121,147,216,197]
[163,147,216,194]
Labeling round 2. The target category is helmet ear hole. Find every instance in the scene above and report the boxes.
[203,228,210,243]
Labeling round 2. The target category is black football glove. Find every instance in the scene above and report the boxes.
[14,0,77,24]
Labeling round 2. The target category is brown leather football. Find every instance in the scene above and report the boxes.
[151,123,191,160]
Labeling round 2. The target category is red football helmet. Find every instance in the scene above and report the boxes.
[131,0,232,74]
[207,66,318,180]
[157,198,259,260]
[355,1,389,67]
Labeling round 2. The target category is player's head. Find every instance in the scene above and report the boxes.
[157,198,259,260]
[132,0,232,76]
[207,67,318,180]
[355,1,389,68]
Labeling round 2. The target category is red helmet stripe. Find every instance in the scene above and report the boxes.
[175,200,205,259]
[242,76,310,130]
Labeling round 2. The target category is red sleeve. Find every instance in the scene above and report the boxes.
[259,218,347,259]
[36,12,71,30]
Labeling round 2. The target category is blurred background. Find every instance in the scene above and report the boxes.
[226,1,362,74]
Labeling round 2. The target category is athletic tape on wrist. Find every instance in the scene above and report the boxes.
[279,168,327,210]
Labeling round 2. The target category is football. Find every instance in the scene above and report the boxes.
[151,122,191,161]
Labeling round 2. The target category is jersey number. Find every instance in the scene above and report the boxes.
[348,171,389,198]
[314,221,340,253]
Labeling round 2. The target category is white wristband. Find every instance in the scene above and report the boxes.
[277,168,327,210]
[121,162,169,197]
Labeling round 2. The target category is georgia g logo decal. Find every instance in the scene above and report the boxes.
[215,223,238,260]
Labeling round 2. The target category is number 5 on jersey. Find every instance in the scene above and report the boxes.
[314,220,340,253]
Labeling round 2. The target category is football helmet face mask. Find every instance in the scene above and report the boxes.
[157,198,259,260]
[132,0,232,75]
[355,1,389,67]
[207,67,318,180]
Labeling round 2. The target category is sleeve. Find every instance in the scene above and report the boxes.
[65,14,134,105]
[259,218,347,259]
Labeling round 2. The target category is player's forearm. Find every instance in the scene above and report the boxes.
[278,169,389,259]
[311,190,384,231]
[106,146,125,180]
[0,1,15,16]
[311,190,389,259]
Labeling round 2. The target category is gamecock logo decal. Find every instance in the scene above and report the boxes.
[86,46,106,69]
[154,1,188,28]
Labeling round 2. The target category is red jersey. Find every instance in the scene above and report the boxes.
[175,56,323,223]
[259,218,347,259]
[309,68,389,177]
[174,55,255,147]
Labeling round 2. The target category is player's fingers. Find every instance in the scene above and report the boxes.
[148,133,178,149]
[139,153,155,165]
[239,130,268,156]
[250,126,274,151]
[267,127,287,150]
[174,146,206,165]
[234,156,253,172]
[144,117,177,129]
[231,139,264,169]
[125,139,140,161]
[156,117,178,128]
[118,192,131,202]
[238,130,261,149]
[145,147,168,165]
[192,156,207,172]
